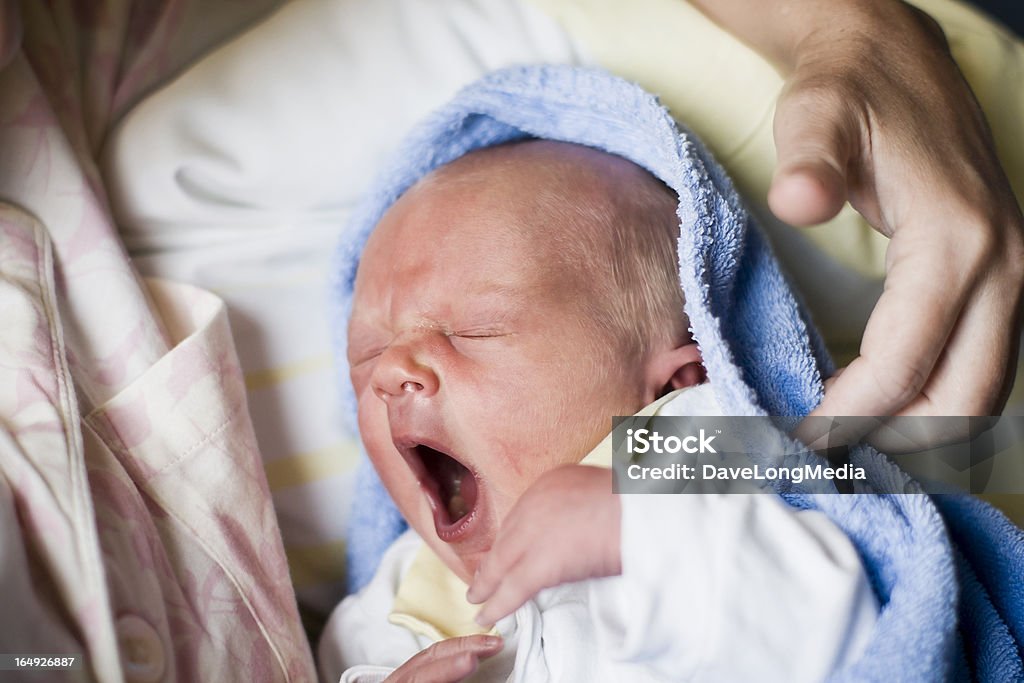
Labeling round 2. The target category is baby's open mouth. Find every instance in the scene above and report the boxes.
[398,440,480,541]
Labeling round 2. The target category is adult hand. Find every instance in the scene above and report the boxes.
[692,0,1024,424]
[466,465,621,627]
[384,635,503,683]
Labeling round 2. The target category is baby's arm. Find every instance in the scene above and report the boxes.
[468,467,878,681]
[327,636,502,683]
[377,635,503,683]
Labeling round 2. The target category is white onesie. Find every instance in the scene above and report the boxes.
[319,385,879,682]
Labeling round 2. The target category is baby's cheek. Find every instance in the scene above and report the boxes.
[357,411,420,518]
[349,363,375,396]
[371,446,429,525]
[486,460,542,521]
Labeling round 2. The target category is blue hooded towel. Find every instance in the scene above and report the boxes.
[332,65,1024,682]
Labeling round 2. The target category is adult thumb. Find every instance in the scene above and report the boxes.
[767,83,856,227]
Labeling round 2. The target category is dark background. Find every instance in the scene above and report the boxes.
[972,0,1023,37]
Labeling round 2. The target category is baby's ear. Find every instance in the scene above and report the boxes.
[646,341,706,401]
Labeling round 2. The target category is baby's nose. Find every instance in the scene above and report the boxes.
[370,344,439,402]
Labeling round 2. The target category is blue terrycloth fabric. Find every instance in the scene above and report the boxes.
[331,65,1024,681]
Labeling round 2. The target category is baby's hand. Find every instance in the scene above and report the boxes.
[384,635,503,683]
[466,465,621,626]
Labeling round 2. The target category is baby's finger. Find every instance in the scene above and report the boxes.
[465,562,498,607]
[473,557,558,627]
[466,516,533,605]
[391,652,477,683]
[473,577,529,627]
[386,636,503,683]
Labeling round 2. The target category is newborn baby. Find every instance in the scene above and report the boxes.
[321,140,877,682]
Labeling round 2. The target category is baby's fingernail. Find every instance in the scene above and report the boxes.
[474,610,493,627]
[466,585,479,603]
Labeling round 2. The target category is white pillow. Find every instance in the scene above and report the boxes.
[104,0,583,247]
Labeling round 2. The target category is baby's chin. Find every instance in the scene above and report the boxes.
[423,531,492,585]
[408,495,507,584]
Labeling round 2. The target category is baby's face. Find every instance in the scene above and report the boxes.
[347,169,649,581]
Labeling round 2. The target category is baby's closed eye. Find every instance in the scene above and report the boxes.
[347,319,390,366]
[347,334,388,367]
[349,349,383,367]
[448,327,515,355]
[451,329,508,339]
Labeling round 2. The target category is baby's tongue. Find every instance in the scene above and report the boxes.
[446,469,478,522]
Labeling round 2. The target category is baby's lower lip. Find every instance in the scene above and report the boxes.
[432,503,480,543]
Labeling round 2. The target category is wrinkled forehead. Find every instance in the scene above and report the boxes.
[358,145,594,274]
[356,169,545,280]
[352,185,563,319]
[419,140,648,211]
[378,142,656,254]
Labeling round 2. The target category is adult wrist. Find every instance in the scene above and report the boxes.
[786,0,950,75]
[687,0,947,76]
